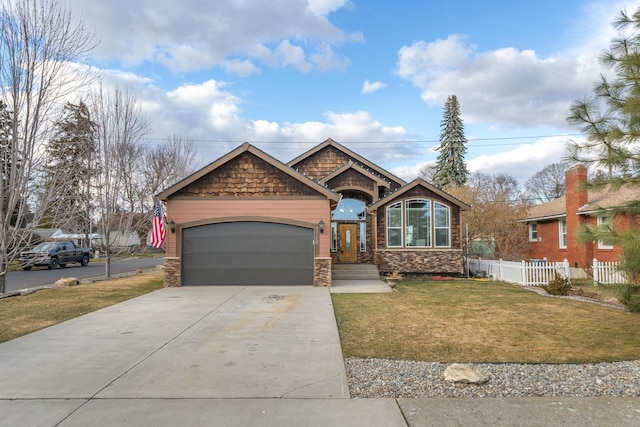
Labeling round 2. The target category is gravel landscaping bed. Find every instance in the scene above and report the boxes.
[345,357,640,398]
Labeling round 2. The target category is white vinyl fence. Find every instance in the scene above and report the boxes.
[592,259,627,285]
[467,258,628,286]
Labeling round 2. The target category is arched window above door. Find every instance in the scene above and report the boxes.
[332,198,366,220]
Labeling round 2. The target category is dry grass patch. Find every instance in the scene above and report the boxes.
[332,279,640,363]
[0,272,164,343]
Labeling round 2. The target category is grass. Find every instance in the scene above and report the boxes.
[0,272,164,343]
[332,279,640,364]
[3,274,639,364]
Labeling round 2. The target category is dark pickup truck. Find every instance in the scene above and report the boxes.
[19,241,92,270]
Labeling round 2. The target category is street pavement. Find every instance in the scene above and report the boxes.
[3,256,164,293]
[0,282,638,426]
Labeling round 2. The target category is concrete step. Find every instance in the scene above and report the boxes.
[331,264,380,280]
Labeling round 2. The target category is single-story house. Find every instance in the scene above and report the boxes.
[521,165,640,269]
[158,138,470,287]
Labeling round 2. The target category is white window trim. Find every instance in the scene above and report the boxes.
[386,201,403,247]
[597,216,614,249]
[558,220,567,249]
[330,222,337,252]
[434,202,451,248]
[528,223,538,242]
[359,221,367,252]
[405,198,431,248]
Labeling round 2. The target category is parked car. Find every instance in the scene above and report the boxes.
[19,241,92,270]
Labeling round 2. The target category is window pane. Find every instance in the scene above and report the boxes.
[359,222,366,252]
[332,198,367,220]
[434,203,450,227]
[331,222,337,252]
[388,228,402,246]
[434,202,450,247]
[597,216,614,248]
[386,202,403,247]
[435,229,449,247]
[387,202,402,227]
[406,199,430,247]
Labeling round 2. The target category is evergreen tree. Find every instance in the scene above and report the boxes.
[433,94,469,188]
[42,102,97,241]
[0,100,26,227]
[567,8,640,285]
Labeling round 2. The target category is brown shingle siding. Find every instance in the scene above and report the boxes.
[174,152,322,198]
[292,146,352,180]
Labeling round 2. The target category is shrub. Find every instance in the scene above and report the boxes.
[542,273,572,296]
[617,285,640,313]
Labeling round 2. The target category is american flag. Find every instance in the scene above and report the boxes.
[150,199,166,249]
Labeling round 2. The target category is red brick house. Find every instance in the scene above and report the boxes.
[522,165,639,269]
[159,138,469,287]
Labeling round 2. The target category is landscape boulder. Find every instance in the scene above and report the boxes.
[443,363,489,384]
[55,277,80,288]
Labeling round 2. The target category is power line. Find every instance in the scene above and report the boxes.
[145,133,582,149]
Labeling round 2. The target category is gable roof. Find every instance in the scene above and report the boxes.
[288,138,407,186]
[368,178,471,210]
[521,196,567,221]
[157,142,340,202]
[319,160,391,189]
[578,185,640,214]
[522,185,640,221]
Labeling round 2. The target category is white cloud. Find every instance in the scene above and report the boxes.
[222,59,261,77]
[362,80,387,94]
[391,161,433,182]
[308,0,352,16]
[71,0,357,73]
[92,69,413,163]
[467,136,572,181]
[395,34,603,130]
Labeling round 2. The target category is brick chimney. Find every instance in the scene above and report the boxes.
[564,165,590,267]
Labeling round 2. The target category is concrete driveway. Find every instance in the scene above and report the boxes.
[0,286,405,426]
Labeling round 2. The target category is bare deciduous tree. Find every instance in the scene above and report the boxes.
[136,135,200,240]
[448,172,531,261]
[89,85,151,277]
[524,163,566,204]
[419,163,436,183]
[0,0,95,293]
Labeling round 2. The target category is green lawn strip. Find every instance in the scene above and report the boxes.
[332,279,640,363]
[0,272,164,344]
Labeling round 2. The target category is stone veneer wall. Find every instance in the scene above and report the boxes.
[314,257,332,287]
[164,257,181,287]
[375,250,463,274]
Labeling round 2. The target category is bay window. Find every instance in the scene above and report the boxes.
[385,199,451,248]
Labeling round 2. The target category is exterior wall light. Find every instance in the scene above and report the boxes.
[318,219,325,233]
[169,220,176,233]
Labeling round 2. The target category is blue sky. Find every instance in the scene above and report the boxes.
[69,0,640,183]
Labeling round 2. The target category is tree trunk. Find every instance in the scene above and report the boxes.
[104,256,111,278]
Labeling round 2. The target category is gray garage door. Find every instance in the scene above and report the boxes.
[182,221,314,286]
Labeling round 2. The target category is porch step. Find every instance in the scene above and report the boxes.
[331,264,380,280]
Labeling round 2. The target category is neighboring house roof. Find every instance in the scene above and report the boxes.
[522,185,640,221]
[157,142,340,202]
[521,196,567,221]
[368,178,471,210]
[578,185,640,214]
[31,228,66,240]
[288,138,407,186]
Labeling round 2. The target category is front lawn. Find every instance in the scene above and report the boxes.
[332,279,640,363]
[0,272,164,343]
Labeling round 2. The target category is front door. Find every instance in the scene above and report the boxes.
[339,224,358,262]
